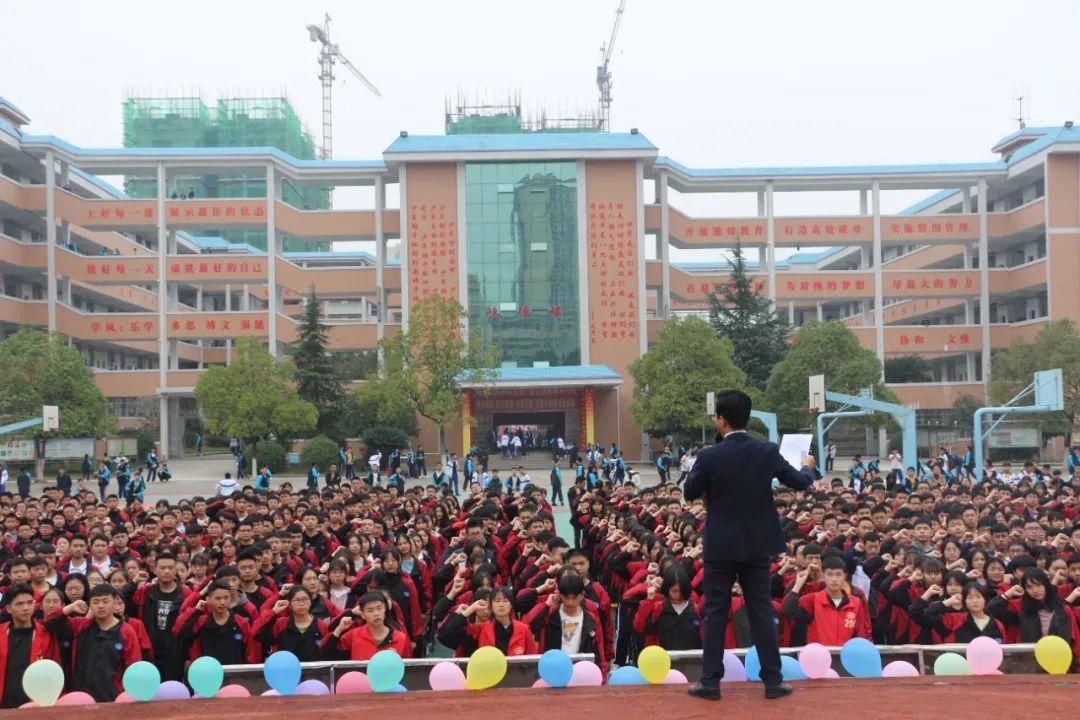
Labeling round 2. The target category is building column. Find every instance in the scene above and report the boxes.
[816,301,824,322]
[576,160,590,364]
[399,165,410,328]
[787,302,795,325]
[966,351,977,382]
[964,299,974,324]
[872,180,885,376]
[374,175,385,339]
[266,164,278,356]
[963,244,973,269]
[156,162,169,457]
[658,171,670,319]
[859,188,868,215]
[960,188,971,213]
[977,179,991,396]
[45,151,57,332]
[765,181,776,304]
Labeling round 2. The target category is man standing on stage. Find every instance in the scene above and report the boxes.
[684,389,815,701]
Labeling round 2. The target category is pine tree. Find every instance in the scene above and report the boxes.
[290,288,342,429]
[708,241,790,388]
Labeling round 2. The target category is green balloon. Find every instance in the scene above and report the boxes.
[188,656,224,698]
[123,660,162,702]
[22,659,65,707]
[933,652,971,676]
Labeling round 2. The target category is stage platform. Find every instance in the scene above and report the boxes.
[20,676,1078,720]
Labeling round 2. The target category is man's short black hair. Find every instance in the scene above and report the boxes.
[713,390,751,429]
[88,584,120,600]
[557,572,585,596]
[821,556,846,572]
[4,583,34,603]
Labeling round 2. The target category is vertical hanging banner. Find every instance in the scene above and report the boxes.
[583,388,596,446]
[461,390,473,454]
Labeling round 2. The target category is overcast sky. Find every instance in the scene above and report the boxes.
[3,0,1079,256]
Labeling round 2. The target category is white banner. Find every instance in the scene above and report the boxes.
[44,438,95,459]
[0,440,35,462]
[988,428,1039,449]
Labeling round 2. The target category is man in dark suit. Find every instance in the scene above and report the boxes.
[684,389,815,701]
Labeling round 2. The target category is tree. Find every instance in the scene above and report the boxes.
[949,393,982,431]
[289,288,342,433]
[628,315,747,445]
[332,349,378,383]
[300,434,340,472]
[884,355,934,383]
[765,321,898,429]
[194,338,318,456]
[0,326,116,475]
[379,295,498,453]
[707,241,790,388]
[989,319,1080,446]
[340,375,418,438]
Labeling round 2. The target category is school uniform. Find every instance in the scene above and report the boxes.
[632,597,703,650]
[782,588,872,645]
[437,613,538,656]
[322,623,411,661]
[0,621,60,708]
[44,613,142,702]
[173,608,252,665]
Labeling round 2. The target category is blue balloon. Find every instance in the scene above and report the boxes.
[840,638,882,678]
[538,650,575,688]
[263,651,301,696]
[388,684,407,693]
[608,666,648,686]
[368,650,406,693]
[780,655,807,681]
[743,646,761,682]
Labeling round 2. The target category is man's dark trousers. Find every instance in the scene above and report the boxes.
[700,558,781,686]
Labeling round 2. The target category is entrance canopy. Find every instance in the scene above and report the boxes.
[460,364,622,390]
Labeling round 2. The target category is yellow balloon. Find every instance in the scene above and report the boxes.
[638,645,672,684]
[1034,636,1072,675]
[465,646,507,690]
[22,659,65,707]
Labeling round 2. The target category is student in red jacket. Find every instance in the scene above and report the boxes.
[988,568,1080,667]
[782,556,872,644]
[633,566,703,650]
[174,580,252,666]
[438,586,539,656]
[0,584,60,708]
[524,572,607,672]
[45,585,142,702]
[250,585,329,663]
[910,582,1006,643]
[321,591,411,660]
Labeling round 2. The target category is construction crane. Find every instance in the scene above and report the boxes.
[596,0,627,132]
[306,13,381,161]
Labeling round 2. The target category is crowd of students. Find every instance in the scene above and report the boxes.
[1,444,1079,706]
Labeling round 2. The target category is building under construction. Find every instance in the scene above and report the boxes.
[122,95,328,251]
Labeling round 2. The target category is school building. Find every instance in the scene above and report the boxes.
[1,93,1078,460]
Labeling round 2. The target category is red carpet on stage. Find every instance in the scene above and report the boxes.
[17,676,1077,720]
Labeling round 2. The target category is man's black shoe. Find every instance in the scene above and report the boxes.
[764,682,794,699]
[686,683,721,701]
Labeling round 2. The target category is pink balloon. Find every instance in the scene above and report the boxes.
[966,637,1004,675]
[19,701,39,708]
[261,689,280,696]
[115,692,136,703]
[798,643,833,679]
[661,669,688,685]
[532,679,551,688]
[822,668,840,679]
[334,671,373,695]
[568,661,603,687]
[215,685,252,699]
[57,692,96,706]
[428,662,466,691]
[881,661,920,678]
[720,652,747,682]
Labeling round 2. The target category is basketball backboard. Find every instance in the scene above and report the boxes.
[1034,369,1064,411]
[42,405,59,432]
[808,375,826,412]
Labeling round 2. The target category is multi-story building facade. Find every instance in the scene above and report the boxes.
[2,93,1077,459]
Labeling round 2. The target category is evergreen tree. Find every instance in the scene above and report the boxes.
[708,241,789,388]
[290,288,342,430]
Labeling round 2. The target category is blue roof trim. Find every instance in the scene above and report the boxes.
[479,365,622,383]
[70,167,129,199]
[0,96,30,124]
[655,155,1005,178]
[18,134,385,169]
[0,115,21,139]
[899,188,959,216]
[385,132,656,154]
